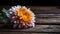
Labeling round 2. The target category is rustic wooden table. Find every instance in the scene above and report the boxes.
[0,6,60,34]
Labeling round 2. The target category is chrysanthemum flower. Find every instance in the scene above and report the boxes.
[8,5,36,28]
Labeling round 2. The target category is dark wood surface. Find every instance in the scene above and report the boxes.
[0,6,60,34]
[1,25,60,32]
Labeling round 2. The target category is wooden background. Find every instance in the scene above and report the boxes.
[0,6,60,34]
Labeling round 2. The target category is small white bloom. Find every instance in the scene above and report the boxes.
[8,5,36,28]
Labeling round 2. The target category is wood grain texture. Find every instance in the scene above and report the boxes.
[0,25,60,32]
[36,14,60,18]
[0,32,58,34]
[35,14,60,25]
[36,18,60,23]
[0,6,60,34]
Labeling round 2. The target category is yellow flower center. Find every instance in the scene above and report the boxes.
[15,7,32,24]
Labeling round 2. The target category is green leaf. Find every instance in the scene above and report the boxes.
[0,8,11,24]
[2,8,10,17]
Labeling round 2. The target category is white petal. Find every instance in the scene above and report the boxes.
[14,21,17,23]
[28,22,35,27]
[17,5,21,9]
[12,16,15,19]
[9,9,12,11]
[9,12,13,14]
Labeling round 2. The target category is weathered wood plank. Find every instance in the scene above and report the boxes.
[33,9,60,14]
[36,18,60,23]
[27,6,57,11]
[35,14,60,24]
[0,25,60,32]
[36,14,60,18]
[29,6,60,14]
[0,32,59,34]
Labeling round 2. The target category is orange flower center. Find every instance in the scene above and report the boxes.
[15,7,32,24]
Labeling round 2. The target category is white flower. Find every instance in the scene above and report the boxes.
[8,5,36,28]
